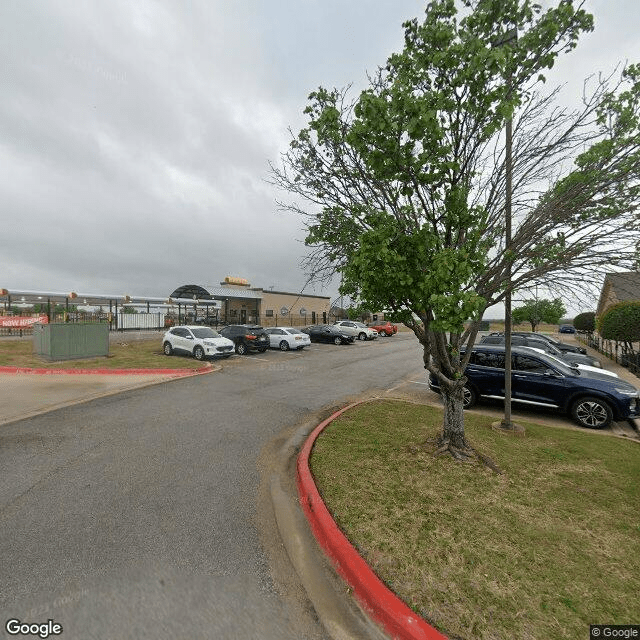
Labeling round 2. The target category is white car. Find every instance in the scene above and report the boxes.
[163,325,235,360]
[333,320,378,341]
[264,326,311,351]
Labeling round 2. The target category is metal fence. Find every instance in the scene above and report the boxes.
[0,310,346,338]
[0,312,168,337]
[581,333,640,376]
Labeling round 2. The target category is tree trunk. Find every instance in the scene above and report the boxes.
[439,379,469,450]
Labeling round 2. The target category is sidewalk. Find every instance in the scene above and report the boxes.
[0,366,213,427]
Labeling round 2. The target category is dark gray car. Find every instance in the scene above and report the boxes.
[480,334,601,367]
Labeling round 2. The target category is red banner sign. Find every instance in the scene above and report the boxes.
[0,315,49,327]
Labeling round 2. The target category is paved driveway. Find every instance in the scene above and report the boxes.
[0,334,424,640]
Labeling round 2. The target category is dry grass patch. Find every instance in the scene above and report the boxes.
[0,338,202,369]
[310,399,640,640]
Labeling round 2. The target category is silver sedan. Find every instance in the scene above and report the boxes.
[264,327,312,351]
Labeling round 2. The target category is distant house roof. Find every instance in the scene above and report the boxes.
[596,272,640,316]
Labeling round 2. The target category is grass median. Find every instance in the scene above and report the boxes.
[310,399,640,640]
[0,338,204,370]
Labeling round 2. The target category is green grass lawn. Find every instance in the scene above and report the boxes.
[310,399,640,640]
[0,338,203,369]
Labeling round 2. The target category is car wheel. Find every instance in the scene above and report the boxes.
[163,342,173,356]
[193,345,205,361]
[379,330,386,337]
[333,336,342,345]
[463,385,477,409]
[236,342,247,355]
[358,332,367,341]
[279,340,290,351]
[571,396,613,428]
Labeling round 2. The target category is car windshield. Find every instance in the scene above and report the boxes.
[285,328,304,335]
[191,328,220,339]
[354,322,367,327]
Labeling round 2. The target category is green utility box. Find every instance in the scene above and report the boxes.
[33,323,109,361]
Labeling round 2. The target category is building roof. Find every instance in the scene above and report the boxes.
[605,272,640,301]
[168,284,261,300]
[597,271,640,315]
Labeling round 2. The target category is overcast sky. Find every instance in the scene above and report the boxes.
[1,1,638,310]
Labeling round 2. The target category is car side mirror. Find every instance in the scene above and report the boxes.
[186,335,194,340]
[543,369,558,377]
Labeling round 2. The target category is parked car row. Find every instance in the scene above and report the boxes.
[480,334,601,367]
[162,321,400,358]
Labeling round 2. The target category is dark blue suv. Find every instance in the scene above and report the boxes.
[429,345,639,429]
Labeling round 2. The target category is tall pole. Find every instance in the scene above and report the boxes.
[492,27,517,431]
[502,113,514,428]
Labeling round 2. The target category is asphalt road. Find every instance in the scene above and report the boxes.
[0,333,425,640]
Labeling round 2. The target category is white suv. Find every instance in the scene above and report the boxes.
[163,326,235,360]
[333,321,378,341]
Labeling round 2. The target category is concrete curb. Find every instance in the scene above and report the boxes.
[296,401,447,640]
[0,364,216,376]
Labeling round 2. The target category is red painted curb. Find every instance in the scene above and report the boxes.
[296,401,448,640]
[0,364,213,376]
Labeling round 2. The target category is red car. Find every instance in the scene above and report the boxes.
[367,320,398,337]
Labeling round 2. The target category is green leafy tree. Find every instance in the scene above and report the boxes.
[574,311,595,333]
[512,298,565,331]
[273,0,640,459]
[598,302,640,354]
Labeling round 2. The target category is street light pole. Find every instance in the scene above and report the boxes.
[502,109,514,429]
[492,27,518,431]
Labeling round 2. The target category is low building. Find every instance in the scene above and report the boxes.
[596,272,640,317]
[171,278,331,326]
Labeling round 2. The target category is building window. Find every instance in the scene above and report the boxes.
[265,309,274,317]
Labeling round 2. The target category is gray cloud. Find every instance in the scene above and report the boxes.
[0,0,637,308]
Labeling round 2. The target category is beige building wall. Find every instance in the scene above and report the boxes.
[597,283,619,317]
[256,289,330,326]
[215,282,330,326]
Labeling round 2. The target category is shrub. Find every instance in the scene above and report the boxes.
[597,302,640,347]
[574,311,596,332]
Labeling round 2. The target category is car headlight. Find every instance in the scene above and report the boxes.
[615,388,639,396]
[204,340,215,346]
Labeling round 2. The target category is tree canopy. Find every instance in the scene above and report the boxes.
[512,297,566,331]
[273,0,640,456]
